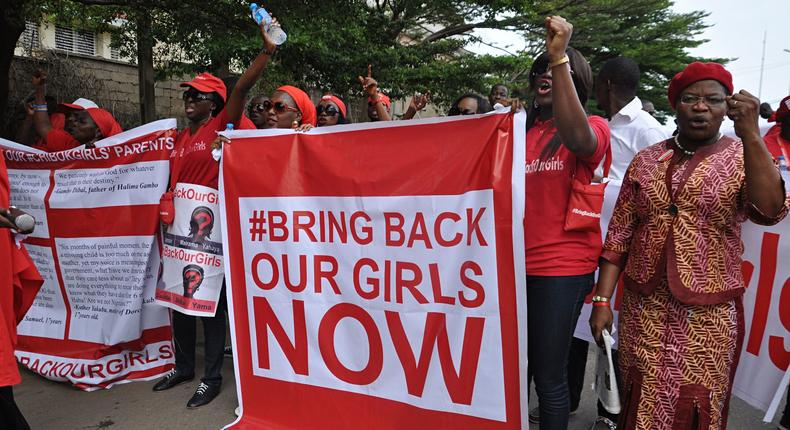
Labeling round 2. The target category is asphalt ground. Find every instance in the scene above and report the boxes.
[15,334,789,430]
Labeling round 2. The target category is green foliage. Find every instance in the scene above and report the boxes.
[21,0,723,116]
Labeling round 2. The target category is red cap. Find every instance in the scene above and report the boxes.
[180,73,227,102]
[58,98,99,112]
[771,96,790,123]
[87,108,123,138]
[320,94,347,118]
[277,85,317,126]
[667,62,733,108]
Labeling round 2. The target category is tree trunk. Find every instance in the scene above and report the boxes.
[0,2,26,119]
[136,10,156,124]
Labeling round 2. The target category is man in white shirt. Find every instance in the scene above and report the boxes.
[595,57,668,181]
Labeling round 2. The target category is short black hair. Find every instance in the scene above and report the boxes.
[598,57,640,93]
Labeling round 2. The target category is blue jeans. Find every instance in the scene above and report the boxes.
[527,273,594,430]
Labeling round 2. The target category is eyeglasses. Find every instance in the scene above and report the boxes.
[317,105,339,116]
[268,101,299,114]
[182,90,213,102]
[679,94,726,107]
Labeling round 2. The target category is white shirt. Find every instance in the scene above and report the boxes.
[605,96,668,181]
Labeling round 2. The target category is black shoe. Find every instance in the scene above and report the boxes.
[187,382,220,408]
[152,369,194,392]
[223,346,233,356]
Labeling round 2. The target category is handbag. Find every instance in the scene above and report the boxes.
[563,143,612,233]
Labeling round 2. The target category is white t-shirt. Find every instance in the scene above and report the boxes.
[605,96,668,181]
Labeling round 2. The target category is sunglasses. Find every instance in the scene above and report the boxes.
[182,90,214,102]
[267,101,299,114]
[530,65,574,78]
[249,102,270,113]
[317,105,339,116]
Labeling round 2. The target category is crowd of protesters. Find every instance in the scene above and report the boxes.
[2,11,790,430]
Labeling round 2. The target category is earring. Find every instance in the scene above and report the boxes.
[533,100,540,109]
[292,120,299,128]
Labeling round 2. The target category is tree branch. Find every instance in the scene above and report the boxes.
[420,15,525,44]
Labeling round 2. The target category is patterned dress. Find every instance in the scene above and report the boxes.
[601,136,789,429]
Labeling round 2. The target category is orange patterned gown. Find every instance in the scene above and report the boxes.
[601,136,789,430]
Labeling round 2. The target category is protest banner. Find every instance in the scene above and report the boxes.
[0,119,176,390]
[573,174,790,421]
[155,181,225,317]
[219,112,527,429]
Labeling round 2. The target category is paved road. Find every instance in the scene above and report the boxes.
[15,338,789,429]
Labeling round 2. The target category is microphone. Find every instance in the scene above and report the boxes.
[5,207,35,233]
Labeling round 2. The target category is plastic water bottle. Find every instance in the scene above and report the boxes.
[250,3,287,45]
[778,155,788,171]
[212,123,233,161]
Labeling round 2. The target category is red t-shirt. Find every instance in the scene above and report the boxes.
[37,128,81,152]
[524,115,611,276]
[171,110,255,189]
[763,125,789,160]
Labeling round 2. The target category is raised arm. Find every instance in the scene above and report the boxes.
[31,71,53,138]
[729,90,786,217]
[544,16,597,158]
[358,65,391,121]
[225,19,279,124]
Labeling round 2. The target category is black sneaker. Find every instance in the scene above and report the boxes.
[590,416,617,430]
[224,346,233,356]
[187,382,220,408]
[529,407,539,424]
[153,369,194,392]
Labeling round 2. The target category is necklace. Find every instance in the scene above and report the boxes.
[673,133,722,157]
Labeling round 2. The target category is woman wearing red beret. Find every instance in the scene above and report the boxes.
[316,94,350,127]
[152,17,279,409]
[590,61,789,429]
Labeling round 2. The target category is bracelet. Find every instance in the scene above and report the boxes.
[549,55,569,69]
[591,295,610,303]
[592,301,610,307]
[32,104,48,112]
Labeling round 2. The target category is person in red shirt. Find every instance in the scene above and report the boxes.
[28,71,122,152]
[763,95,790,162]
[523,16,611,430]
[152,18,279,409]
[0,155,43,430]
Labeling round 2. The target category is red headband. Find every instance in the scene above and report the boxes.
[320,95,347,118]
[667,62,733,107]
[277,85,317,126]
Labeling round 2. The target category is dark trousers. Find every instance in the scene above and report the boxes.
[527,273,594,430]
[567,338,622,421]
[172,287,226,386]
[0,386,30,430]
[781,384,790,427]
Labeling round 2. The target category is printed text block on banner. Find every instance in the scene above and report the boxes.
[220,112,527,429]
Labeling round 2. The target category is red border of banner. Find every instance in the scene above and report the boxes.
[221,114,523,429]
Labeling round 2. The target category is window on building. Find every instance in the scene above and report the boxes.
[17,21,40,52]
[55,26,96,56]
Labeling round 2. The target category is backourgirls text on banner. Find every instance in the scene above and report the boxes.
[155,181,224,317]
[0,119,177,390]
[219,112,527,429]
[572,174,790,421]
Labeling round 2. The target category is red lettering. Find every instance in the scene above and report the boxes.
[87,364,105,379]
[253,297,308,375]
[386,311,485,405]
[768,277,790,369]
[466,208,488,246]
[407,212,433,249]
[384,212,405,246]
[319,303,383,385]
[283,254,308,293]
[328,211,347,243]
[159,344,174,360]
[252,253,278,291]
[353,258,379,300]
[746,232,779,356]
[293,211,317,242]
[314,255,340,294]
[435,212,462,247]
[396,261,428,304]
[268,210,288,241]
[459,261,485,308]
[430,263,455,305]
[350,211,372,245]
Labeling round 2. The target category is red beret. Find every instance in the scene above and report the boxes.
[770,95,790,123]
[181,72,228,102]
[320,94,347,118]
[667,62,733,108]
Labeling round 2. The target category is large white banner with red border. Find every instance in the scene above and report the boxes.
[0,120,177,390]
[573,174,790,420]
[219,113,527,429]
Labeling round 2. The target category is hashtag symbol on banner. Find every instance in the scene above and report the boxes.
[248,210,266,241]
